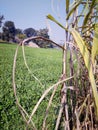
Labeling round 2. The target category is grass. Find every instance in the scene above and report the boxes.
[0,43,63,129]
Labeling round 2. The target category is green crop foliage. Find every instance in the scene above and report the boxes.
[0,43,65,129]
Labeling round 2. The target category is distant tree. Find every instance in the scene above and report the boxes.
[16,28,23,35]
[37,28,49,38]
[15,28,26,43]
[0,32,2,39]
[24,28,36,37]
[0,15,4,28]
[2,21,16,42]
[0,15,4,40]
[23,27,53,48]
[16,34,26,43]
[35,28,53,48]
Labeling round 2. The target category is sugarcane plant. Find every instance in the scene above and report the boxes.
[47,0,98,129]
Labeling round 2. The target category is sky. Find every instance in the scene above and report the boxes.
[0,0,66,43]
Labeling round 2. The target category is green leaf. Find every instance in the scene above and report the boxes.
[47,14,68,31]
[66,0,70,13]
[92,23,98,63]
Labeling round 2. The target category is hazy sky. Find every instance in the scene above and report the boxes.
[0,0,66,43]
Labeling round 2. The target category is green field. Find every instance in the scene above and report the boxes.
[0,43,63,129]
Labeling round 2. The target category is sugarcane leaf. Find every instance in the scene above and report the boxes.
[66,0,70,13]
[82,0,96,29]
[47,14,68,31]
[71,29,90,68]
[66,0,82,20]
[92,23,98,63]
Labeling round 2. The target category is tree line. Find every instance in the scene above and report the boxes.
[0,15,53,48]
